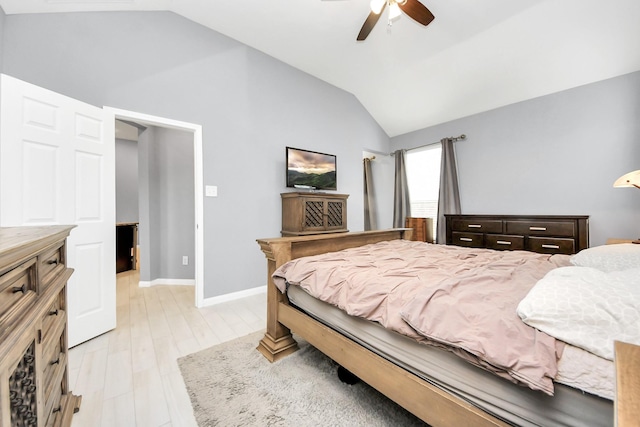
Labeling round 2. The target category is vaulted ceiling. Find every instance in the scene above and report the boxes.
[1,0,639,137]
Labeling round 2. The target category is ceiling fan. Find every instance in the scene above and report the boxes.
[357,0,435,41]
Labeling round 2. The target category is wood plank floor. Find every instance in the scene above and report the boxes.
[69,270,267,427]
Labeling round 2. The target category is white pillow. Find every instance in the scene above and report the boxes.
[517,266,640,360]
[570,243,640,272]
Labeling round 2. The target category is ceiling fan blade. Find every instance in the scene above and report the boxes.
[398,0,435,26]
[357,3,386,41]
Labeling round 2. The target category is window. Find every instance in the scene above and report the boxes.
[405,143,441,234]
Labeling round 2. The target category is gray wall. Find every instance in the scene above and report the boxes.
[0,7,4,73]
[115,138,139,223]
[153,127,195,280]
[138,126,195,282]
[391,71,640,246]
[0,11,389,297]
[0,7,4,121]
[137,127,157,283]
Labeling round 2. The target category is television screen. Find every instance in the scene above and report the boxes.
[286,147,337,190]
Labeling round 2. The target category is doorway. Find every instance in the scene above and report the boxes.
[106,107,204,308]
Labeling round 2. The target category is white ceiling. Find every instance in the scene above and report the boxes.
[2,0,639,137]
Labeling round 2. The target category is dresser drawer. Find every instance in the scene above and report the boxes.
[41,294,65,346]
[45,380,64,427]
[485,234,525,251]
[0,258,36,321]
[43,330,66,402]
[506,220,575,237]
[450,219,502,234]
[38,242,65,291]
[451,232,484,248]
[527,237,576,255]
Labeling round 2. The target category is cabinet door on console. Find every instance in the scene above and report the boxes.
[303,198,331,232]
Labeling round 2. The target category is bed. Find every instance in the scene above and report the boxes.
[256,216,638,426]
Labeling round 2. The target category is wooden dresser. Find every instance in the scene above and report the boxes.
[0,226,80,427]
[445,214,589,255]
[281,192,348,236]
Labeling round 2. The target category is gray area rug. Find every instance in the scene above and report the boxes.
[178,331,427,426]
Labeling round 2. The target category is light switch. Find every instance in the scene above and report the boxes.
[205,185,218,197]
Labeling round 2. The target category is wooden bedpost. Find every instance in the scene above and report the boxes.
[256,239,299,362]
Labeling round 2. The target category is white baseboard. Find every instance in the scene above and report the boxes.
[200,285,266,307]
[138,278,196,288]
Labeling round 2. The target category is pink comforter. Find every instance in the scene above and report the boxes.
[272,240,571,395]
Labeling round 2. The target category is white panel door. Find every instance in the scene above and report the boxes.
[0,74,116,347]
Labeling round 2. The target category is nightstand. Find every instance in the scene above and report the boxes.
[606,238,640,245]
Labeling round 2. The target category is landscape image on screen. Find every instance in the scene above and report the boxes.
[287,147,336,190]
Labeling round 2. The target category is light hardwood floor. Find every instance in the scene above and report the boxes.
[69,270,267,427]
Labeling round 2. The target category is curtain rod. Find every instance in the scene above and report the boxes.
[390,134,467,155]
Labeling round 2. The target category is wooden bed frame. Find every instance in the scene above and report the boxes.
[256,229,510,427]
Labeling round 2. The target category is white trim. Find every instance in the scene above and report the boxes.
[138,278,196,288]
[200,285,267,307]
[104,106,205,308]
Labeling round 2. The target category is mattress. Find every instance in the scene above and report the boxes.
[287,285,614,427]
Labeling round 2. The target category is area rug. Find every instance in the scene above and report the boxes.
[178,331,427,426]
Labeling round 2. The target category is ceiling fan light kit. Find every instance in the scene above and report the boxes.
[370,0,386,14]
[357,0,434,41]
[388,3,402,22]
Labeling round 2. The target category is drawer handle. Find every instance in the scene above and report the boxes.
[467,224,482,228]
[12,284,26,294]
[50,358,60,366]
[496,240,512,245]
[542,244,560,249]
[49,309,59,316]
[529,226,547,231]
[52,406,62,413]
[459,237,473,242]
[47,258,59,265]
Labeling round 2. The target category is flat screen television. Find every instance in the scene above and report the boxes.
[286,147,337,190]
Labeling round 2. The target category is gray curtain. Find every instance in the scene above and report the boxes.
[363,158,377,230]
[392,149,411,228]
[436,138,461,243]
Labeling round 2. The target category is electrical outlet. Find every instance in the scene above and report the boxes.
[182,256,188,265]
